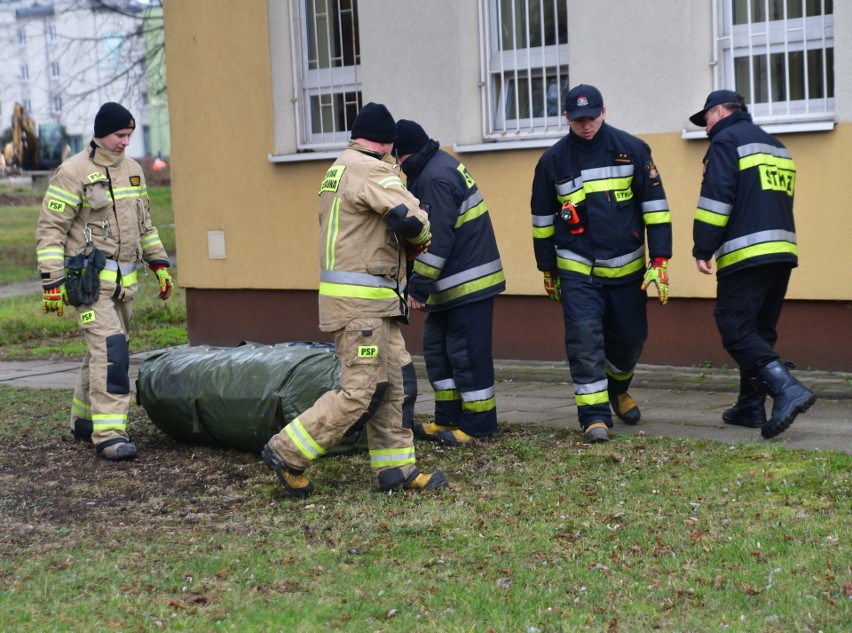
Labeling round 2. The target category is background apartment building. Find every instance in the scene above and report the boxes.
[0,0,167,160]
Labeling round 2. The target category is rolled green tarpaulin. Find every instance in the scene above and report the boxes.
[136,341,367,454]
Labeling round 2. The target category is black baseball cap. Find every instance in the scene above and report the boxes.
[563,84,604,120]
[689,90,747,126]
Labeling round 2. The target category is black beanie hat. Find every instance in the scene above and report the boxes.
[395,119,430,155]
[351,102,397,143]
[94,102,136,138]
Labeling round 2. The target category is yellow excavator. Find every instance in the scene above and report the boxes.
[3,102,68,175]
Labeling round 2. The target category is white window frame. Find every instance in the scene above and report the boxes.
[715,0,834,125]
[288,0,361,151]
[480,0,570,141]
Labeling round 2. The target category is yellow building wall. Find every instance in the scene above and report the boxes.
[164,2,852,302]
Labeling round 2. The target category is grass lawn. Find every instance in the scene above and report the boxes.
[0,387,848,632]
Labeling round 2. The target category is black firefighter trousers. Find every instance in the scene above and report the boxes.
[714,262,793,374]
[559,273,648,430]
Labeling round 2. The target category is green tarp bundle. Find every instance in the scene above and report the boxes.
[136,341,367,454]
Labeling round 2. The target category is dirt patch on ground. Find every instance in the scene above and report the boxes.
[0,192,42,206]
[0,403,273,559]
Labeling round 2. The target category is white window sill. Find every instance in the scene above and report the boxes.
[682,119,835,140]
[268,151,340,164]
[453,138,559,154]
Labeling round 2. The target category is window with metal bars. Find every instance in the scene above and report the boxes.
[717,0,834,123]
[291,0,362,149]
[481,0,569,139]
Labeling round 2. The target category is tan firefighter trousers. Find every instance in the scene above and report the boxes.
[267,316,418,485]
[70,290,134,449]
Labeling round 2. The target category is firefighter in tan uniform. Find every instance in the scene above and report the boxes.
[262,103,448,496]
[36,102,173,461]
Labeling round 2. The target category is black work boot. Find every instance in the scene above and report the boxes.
[376,467,448,492]
[96,438,138,461]
[757,360,817,439]
[722,370,767,428]
[414,422,474,446]
[583,421,609,443]
[261,443,314,498]
[609,392,641,425]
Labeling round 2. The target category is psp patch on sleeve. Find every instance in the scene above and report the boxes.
[47,199,66,213]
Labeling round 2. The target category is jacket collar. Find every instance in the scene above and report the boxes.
[400,139,439,179]
[88,138,126,168]
[568,122,607,149]
[709,110,753,140]
[347,138,388,161]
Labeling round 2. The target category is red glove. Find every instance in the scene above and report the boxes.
[149,265,173,300]
[542,270,561,303]
[401,238,429,262]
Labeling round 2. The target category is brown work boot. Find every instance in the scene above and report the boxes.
[610,392,641,425]
[583,422,609,444]
[376,467,449,492]
[261,444,314,498]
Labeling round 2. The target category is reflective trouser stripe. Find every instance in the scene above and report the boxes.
[92,413,127,432]
[434,388,460,402]
[285,417,327,461]
[369,446,416,469]
[461,395,496,413]
[72,397,91,420]
[574,380,609,407]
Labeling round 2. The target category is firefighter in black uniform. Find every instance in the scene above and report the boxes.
[690,90,816,438]
[395,119,506,445]
[531,84,672,443]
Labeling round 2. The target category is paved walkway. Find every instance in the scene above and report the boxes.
[1,349,849,453]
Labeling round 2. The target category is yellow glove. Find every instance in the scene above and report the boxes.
[542,270,561,303]
[42,284,68,317]
[150,265,174,300]
[641,257,669,305]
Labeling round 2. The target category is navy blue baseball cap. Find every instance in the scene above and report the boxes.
[563,84,604,120]
[689,90,747,126]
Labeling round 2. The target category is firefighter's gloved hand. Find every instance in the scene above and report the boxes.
[42,283,68,317]
[543,270,561,303]
[402,238,429,262]
[641,257,669,305]
[150,265,173,300]
[407,221,431,249]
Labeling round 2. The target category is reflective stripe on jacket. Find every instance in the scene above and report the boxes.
[692,111,798,275]
[403,142,505,310]
[531,123,672,284]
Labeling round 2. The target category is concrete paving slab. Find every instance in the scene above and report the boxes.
[1,349,848,454]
